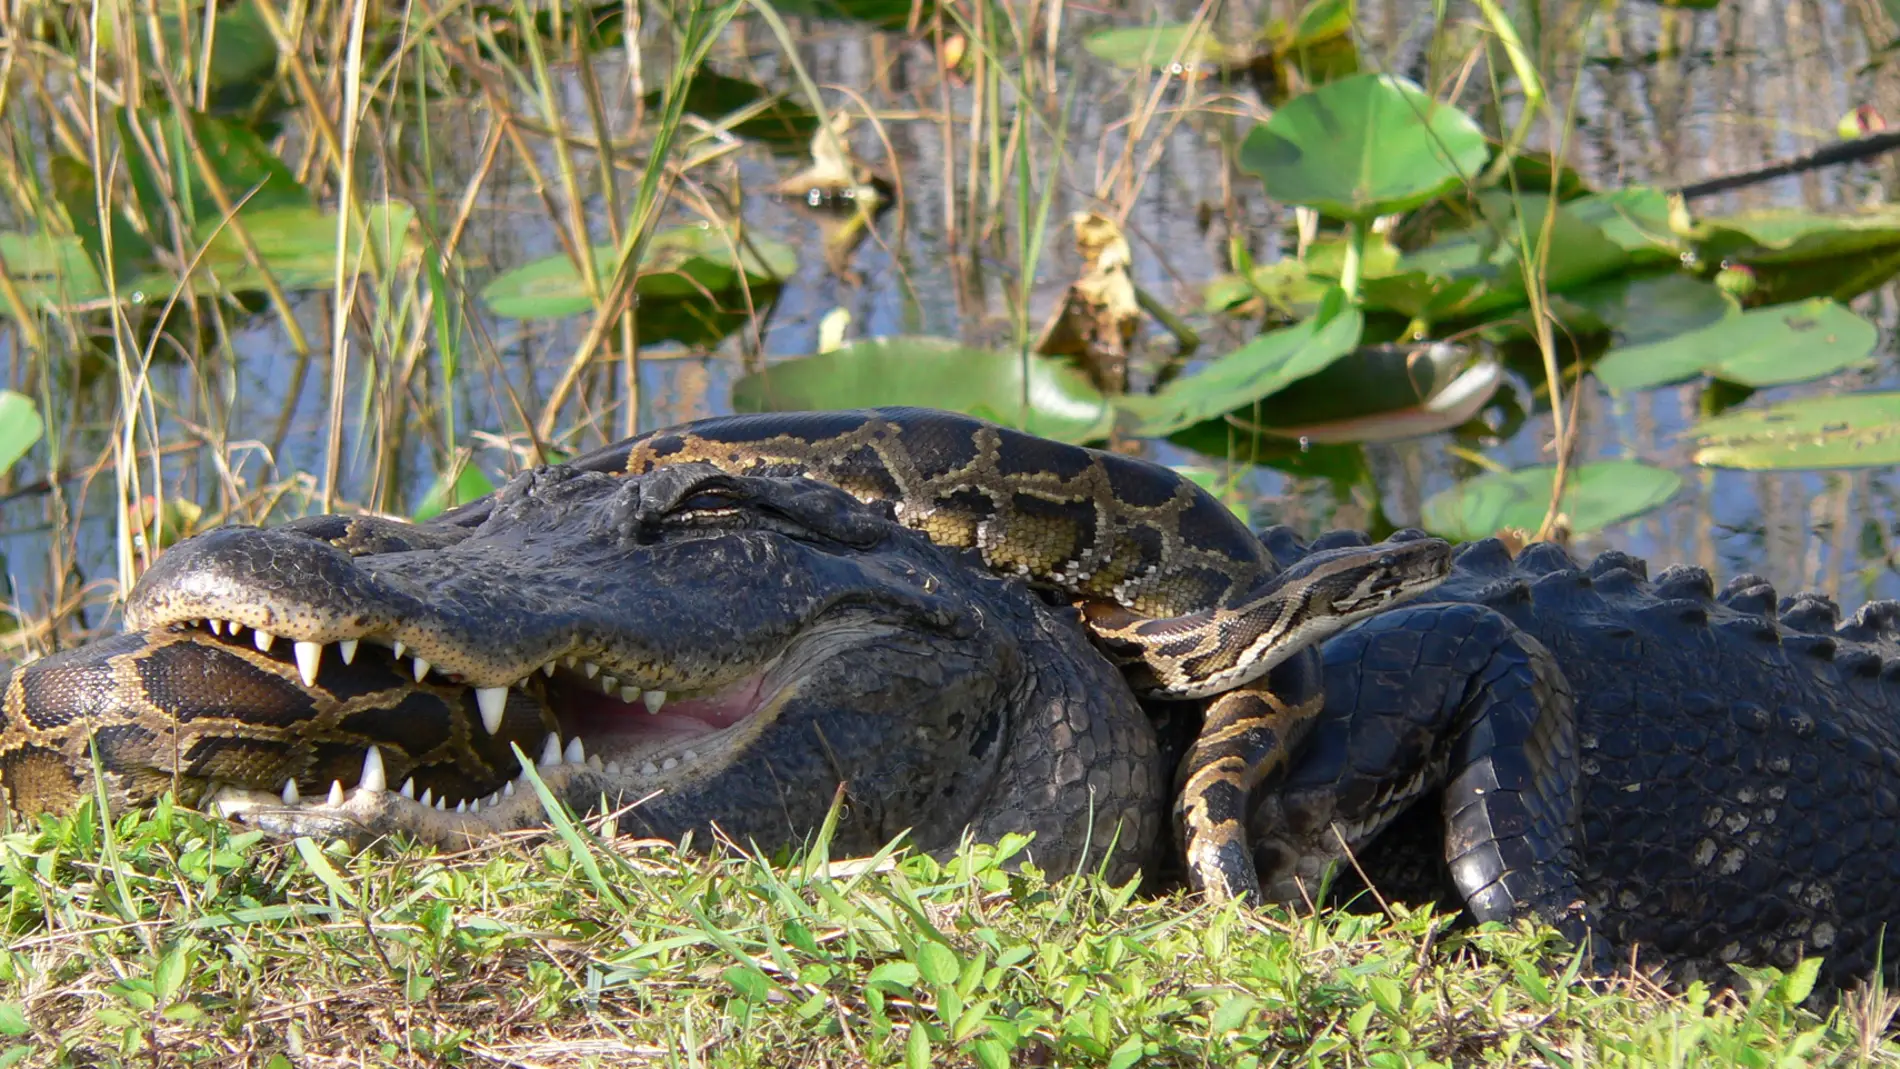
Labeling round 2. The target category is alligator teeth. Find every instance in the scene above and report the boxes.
[564,737,586,765]
[392,640,406,660]
[456,799,468,814]
[601,675,619,695]
[339,638,358,665]
[605,761,622,777]
[360,746,388,794]
[640,761,658,776]
[644,690,666,715]
[208,619,224,636]
[661,757,678,771]
[620,685,641,704]
[281,780,300,804]
[538,733,562,768]
[421,787,435,808]
[399,777,416,799]
[327,780,345,806]
[542,662,557,677]
[254,628,276,653]
[412,657,430,682]
[586,754,603,771]
[582,661,601,679]
[475,687,508,735]
[502,780,516,798]
[293,641,323,686]
[563,655,579,668]
[683,750,697,762]
[433,796,446,811]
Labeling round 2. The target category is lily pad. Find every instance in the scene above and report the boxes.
[1119,297,1364,436]
[731,336,1113,443]
[0,231,107,312]
[178,202,418,293]
[1421,460,1682,540]
[1593,298,1876,392]
[481,227,797,321]
[648,71,820,150]
[1692,206,1900,265]
[1228,345,1501,445]
[1084,24,1250,72]
[1564,186,1679,261]
[1239,73,1489,220]
[1557,272,1735,347]
[0,391,43,476]
[1690,393,1900,471]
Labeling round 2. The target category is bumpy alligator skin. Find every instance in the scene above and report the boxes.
[1,409,1447,902]
[3,467,1169,882]
[1245,528,1900,991]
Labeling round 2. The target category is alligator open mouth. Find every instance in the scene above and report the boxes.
[152,613,800,840]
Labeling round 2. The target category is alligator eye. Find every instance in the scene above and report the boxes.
[675,490,743,514]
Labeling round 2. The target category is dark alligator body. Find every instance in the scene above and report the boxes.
[4,410,1899,996]
[1248,526,1900,993]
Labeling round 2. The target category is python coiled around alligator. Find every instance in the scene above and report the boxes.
[2,408,1452,902]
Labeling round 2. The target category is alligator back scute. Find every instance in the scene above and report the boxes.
[1406,541,1900,987]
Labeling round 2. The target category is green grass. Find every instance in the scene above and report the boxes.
[1,799,1895,1067]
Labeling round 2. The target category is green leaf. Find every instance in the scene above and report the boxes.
[0,391,44,476]
[1692,205,1900,265]
[915,941,960,987]
[1119,298,1364,436]
[480,227,795,320]
[1557,272,1735,348]
[178,201,417,294]
[723,964,772,1003]
[1594,298,1877,392]
[1239,73,1488,220]
[1373,195,1630,321]
[1564,186,1680,260]
[1421,461,1682,540]
[731,336,1113,444]
[1083,24,1248,72]
[865,961,920,992]
[118,106,311,248]
[647,71,819,150]
[414,463,496,522]
[1690,392,1900,471]
[0,1005,25,1036]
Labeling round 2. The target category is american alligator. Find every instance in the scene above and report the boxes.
[3,408,1897,992]
[0,409,1452,903]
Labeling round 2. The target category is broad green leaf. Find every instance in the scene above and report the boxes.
[1422,461,1682,540]
[1225,347,1502,445]
[1120,297,1364,436]
[1564,186,1679,260]
[0,231,107,312]
[414,463,496,522]
[1239,73,1488,220]
[1557,272,1735,347]
[0,1004,24,1036]
[180,202,417,293]
[731,336,1113,443]
[1691,392,1900,470]
[480,227,796,320]
[1692,206,1900,265]
[118,106,311,247]
[647,71,819,150]
[1372,195,1630,321]
[0,391,43,476]
[1083,24,1248,72]
[1593,298,1876,392]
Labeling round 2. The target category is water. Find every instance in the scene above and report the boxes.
[4,0,1899,642]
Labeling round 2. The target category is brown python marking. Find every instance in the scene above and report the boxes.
[0,628,552,818]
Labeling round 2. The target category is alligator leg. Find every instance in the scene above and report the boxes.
[1250,602,1589,940]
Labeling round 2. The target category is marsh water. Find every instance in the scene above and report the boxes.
[5,0,1900,639]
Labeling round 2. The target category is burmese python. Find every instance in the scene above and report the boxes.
[488,409,1453,898]
[7,408,1452,900]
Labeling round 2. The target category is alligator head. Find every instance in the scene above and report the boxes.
[1,462,1165,876]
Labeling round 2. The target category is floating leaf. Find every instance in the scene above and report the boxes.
[1119,297,1364,436]
[1557,272,1735,347]
[1239,73,1488,220]
[1422,461,1681,540]
[1593,298,1876,392]
[732,336,1113,443]
[1564,186,1679,261]
[482,227,795,321]
[0,231,107,312]
[648,71,820,150]
[119,106,311,247]
[1083,24,1249,72]
[180,202,417,293]
[1369,195,1630,321]
[1220,345,1502,445]
[0,391,43,476]
[1692,206,1900,265]
[1690,392,1900,471]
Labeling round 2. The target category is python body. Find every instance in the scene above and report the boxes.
[0,408,1451,902]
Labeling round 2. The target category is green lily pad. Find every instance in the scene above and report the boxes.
[648,71,820,151]
[481,227,797,321]
[0,391,43,476]
[1564,186,1679,261]
[119,106,311,246]
[1203,233,1400,316]
[1239,73,1489,220]
[180,202,417,293]
[1692,206,1900,265]
[731,336,1113,443]
[1557,272,1735,347]
[1690,393,1900,471]
[1421,460,1682,540]
[1593,298,1876,392]
[1364,196,1629,321]
[0,231,107,312]
[1119,296,1364,436]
